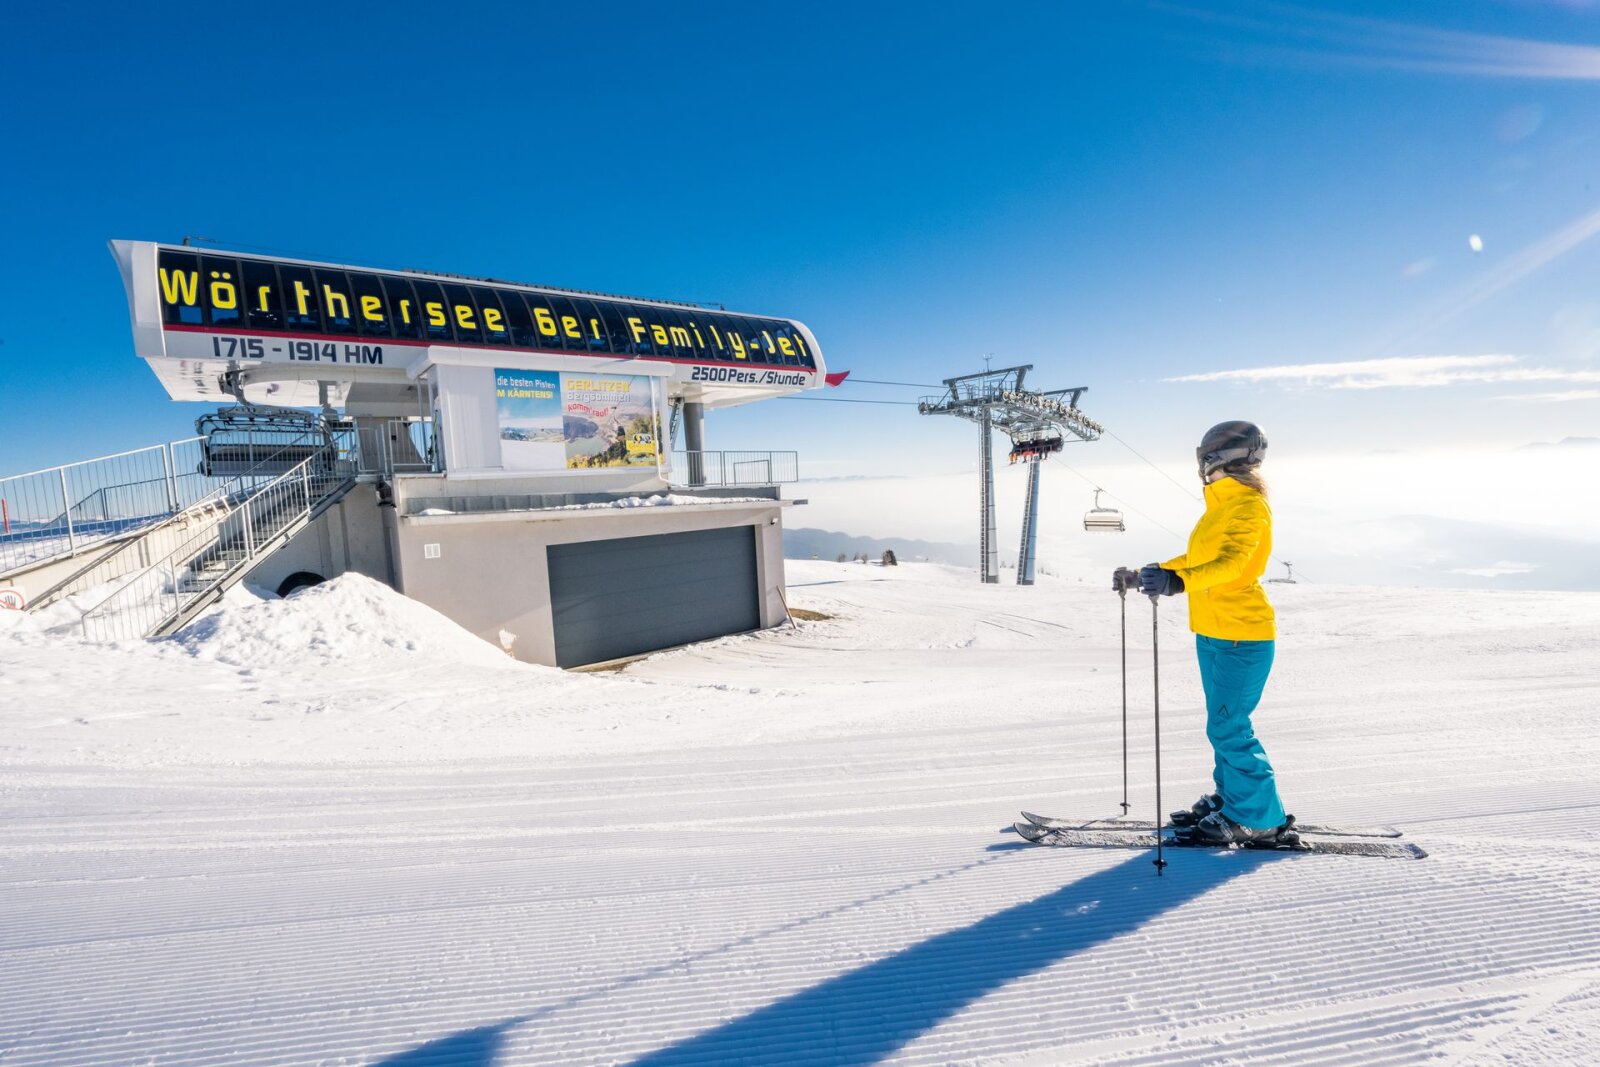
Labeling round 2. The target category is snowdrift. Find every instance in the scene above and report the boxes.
[173,571,516,670]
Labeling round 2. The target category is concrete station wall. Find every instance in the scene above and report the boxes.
[390,503,789,667]
[243,485,395,597]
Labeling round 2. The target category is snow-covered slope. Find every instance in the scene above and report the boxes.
[2,563,1598,1065]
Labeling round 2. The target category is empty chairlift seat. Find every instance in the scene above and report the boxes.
[1083,489,1126,533]
[195,407,338,478]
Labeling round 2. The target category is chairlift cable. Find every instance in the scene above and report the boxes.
[777,396,921,405]
[838,377,947,389]
[1105,429,1202,503]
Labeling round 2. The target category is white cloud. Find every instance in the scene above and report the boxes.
[1450,561,1537,578]
[1164,354,1600,390]
[1173,5,1600,81]
[1497,389,1600,403]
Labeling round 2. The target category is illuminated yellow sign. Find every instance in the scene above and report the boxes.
[154,247,816,371]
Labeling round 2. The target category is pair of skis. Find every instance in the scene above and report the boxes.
[1012,811,1427,861]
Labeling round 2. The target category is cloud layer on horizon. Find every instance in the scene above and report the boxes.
[1163,354,1600,391]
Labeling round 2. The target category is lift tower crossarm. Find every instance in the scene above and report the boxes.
[918,368,1101,444]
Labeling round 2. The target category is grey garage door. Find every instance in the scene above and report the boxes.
[547,525,760,667]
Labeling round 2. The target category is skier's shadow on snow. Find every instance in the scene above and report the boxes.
[370,1020,517,1066]
[370,848,1254,1067]
[624,847,1254,1067]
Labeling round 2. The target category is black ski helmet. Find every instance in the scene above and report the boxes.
[1197,421,1267,479]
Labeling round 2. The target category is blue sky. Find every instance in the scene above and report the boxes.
[2,2,1598,581]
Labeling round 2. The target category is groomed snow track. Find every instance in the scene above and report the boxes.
[2,562,1598,1065]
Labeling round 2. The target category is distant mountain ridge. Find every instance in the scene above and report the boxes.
[783,528,977,566]
[1519,436,1600,450]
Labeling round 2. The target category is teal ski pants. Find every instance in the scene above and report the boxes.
[1195,635,1286,829]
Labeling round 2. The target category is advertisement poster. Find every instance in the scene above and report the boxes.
[495,370,564,471]
[559,373,660,469]
[496,370,660,472]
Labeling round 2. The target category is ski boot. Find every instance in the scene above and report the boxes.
[1184,812,1304,850]
[1168,792,1224,829]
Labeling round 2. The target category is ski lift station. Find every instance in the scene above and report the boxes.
[0,241,836,667]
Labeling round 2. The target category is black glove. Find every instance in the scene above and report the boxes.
[1112,566,1140,593]
[1139,563,1184,597]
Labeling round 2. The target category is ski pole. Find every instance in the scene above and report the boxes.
[1119,582,1129,814]
[1150,591,1166,876]
[1111,567,1139,816]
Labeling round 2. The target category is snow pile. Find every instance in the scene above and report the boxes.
[172,571,517,670]
[0,606,36,636]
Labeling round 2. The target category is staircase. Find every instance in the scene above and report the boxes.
[76,455,355,641]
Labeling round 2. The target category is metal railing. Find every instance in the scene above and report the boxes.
[1,442,185,576]
[0,426,382,580]
[27,433,344,612]
[354,418,438,475]
[79,454,354,642]
[668,450,799,488]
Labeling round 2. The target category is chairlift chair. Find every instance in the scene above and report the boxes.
[1083,489,1126,533]
[1008,432,1064,464]
[195,405,337,478]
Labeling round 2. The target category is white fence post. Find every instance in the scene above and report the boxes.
[163,443,179,512]
[59,468,75,552]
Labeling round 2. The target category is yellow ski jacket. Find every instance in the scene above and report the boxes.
[1161,476,1276,641]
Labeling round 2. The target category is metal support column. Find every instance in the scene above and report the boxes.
[683,401,706,487]
[980,408,998,584]
[1017,459,1040,585]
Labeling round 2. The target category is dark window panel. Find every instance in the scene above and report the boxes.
[524,293,568,350]
[278,265,322,332]
[593,299,633,356]
[349,272,391,338]
[499,289,538,347]
[677,311,719,361]
[157,249,204,325]
[759,319,793,365]
[618,303,657,356]
[795,326,817,369]
[242,259,284,331]
[649,308,691,360]
[546,294,587,349]
[470,287,511,344]
[763,320,791,365]
[569,298,612,352]
[410,280,455,342]
[382,277,423,339]
[200,256,243,328]
[743,318,776,365]
[698,314,736,361]
[313,269,357,335]
[779,324,804,368]
[731,317,767,364]
[441,283,483,344]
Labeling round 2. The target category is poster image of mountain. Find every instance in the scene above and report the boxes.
[560,374,660,469]
[494,370,565,471]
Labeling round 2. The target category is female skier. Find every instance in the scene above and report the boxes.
[1132,420,1291,847]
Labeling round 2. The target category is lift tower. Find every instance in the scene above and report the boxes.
[918,365,1103,584]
